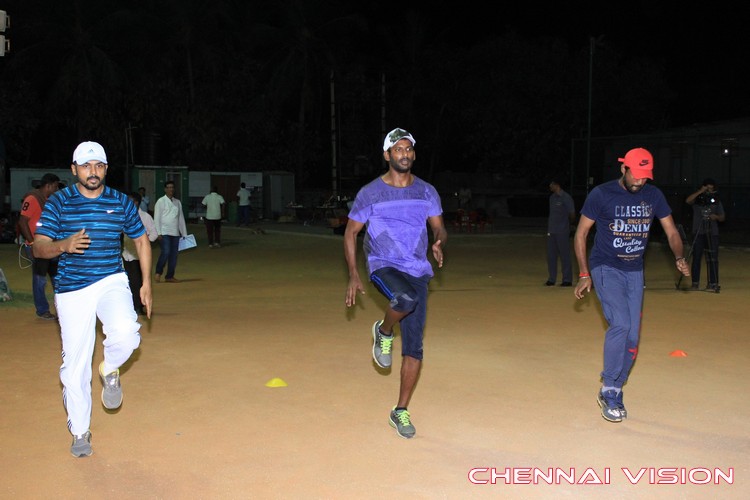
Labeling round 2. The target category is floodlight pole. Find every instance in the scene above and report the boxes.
[125,123,138,192]
[330,70,338,198]
[585,36,594,194]
[381,72,386,169]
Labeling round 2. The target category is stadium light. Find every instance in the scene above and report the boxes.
[0,10,9,57]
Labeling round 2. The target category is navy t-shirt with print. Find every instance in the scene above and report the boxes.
[581,179,672,272]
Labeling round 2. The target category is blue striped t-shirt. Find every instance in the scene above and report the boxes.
[36,185,146,293]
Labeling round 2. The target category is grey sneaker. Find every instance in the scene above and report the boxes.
[389,407,416,439]
[71,431,92,457]
[596,389,623,423]
[371,320,393,368]
[99,362,123,410]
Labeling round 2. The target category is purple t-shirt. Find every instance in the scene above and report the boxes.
[348,176,442,277]
[581,179,672,272]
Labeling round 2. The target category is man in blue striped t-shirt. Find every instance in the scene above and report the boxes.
[33,141,153,458]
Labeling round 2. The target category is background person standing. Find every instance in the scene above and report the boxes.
[545,180,576,287]
[138,187,150,214]
[123,191,158,315]
[457,186,472,209]
[344,127,447,440]
[685,178,725,292]
[33,141,152,457]
[154,180,187,283]
[574,147,689,423]
[236,182,251,226]
[202,186,226,248]
[17,173,61,320]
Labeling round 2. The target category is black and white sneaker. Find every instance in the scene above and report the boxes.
[596,390,622,423]
[616,390,627,419]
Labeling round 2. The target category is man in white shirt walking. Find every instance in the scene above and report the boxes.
[236,182,251,226]
[124,191,158,314]
[202,186,226,248]
[153,180,187,283]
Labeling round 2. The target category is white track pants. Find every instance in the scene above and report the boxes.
[55,273,142,435]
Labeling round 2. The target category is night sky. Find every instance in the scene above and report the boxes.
[1,1,747,175]
[4,0,745,125]
[420,1,748,125]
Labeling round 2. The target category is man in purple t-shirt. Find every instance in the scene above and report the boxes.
[344,128,447,439]
[574,147,690,423]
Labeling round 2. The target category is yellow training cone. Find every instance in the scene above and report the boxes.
[265,377,288,387]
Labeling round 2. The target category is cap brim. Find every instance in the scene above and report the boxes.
[628,167,653,180]
[383,137,415,151]
[74,155,107,165]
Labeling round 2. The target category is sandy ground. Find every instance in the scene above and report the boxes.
[1,223,748,499]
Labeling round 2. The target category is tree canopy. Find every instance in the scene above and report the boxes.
[0,0,675,191]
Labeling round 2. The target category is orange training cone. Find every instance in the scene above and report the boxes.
[669,350,688,357]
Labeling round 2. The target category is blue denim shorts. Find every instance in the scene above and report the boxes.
[370,267,430,360]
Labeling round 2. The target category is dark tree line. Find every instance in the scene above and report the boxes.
[1,0,675,190]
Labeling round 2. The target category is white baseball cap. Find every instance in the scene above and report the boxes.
[383,128,416,151]
[73,141,108,165]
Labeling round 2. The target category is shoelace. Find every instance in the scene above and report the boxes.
[601,391,619,408]
[395,410,411,426]
[74,433,89,442]
[379,334,393,355]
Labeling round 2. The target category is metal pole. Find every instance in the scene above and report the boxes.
[570,138,575,194]
[125,123,137,192]
[125,125,130,192]
[330,70,337,197]
[586,36,594,193]
[381,72,386,169]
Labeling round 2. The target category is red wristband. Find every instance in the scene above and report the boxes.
[579,273,590,278]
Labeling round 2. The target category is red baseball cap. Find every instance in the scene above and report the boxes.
[618,148,653,179]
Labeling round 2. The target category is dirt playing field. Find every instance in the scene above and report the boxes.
[1,222,748,499]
